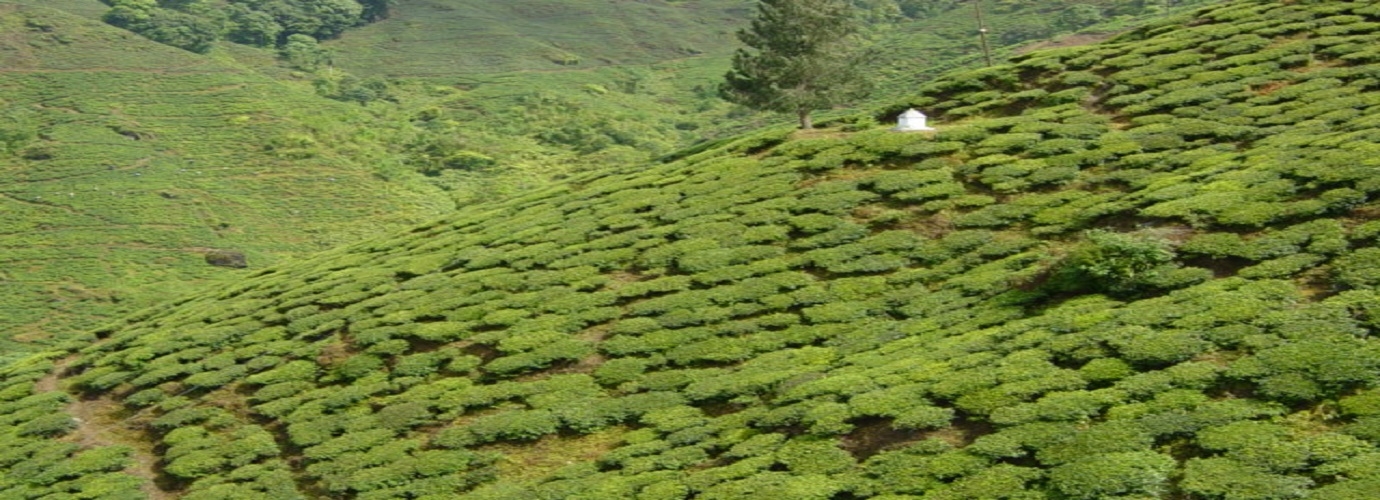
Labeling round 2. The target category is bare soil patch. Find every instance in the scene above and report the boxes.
[37,356,174,500]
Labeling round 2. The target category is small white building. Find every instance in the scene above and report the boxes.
[895,108,935,132]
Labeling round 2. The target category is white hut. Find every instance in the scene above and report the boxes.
[895,108,935,132]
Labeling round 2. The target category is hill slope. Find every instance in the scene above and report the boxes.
[325,0,750,76]
[0,5,449,357]
[4,0,1380,498]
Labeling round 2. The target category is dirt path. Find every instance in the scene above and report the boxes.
[38,356,176,500]
[32,355,72,393]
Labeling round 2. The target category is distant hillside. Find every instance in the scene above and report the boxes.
[5,0,105,19]
[0,5,450,359]
[314,0,1226,201]
[0,0,1215,358]
[326,0,750,76]
[2,1,1377,498]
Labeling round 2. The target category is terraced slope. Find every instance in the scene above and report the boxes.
[4,0,1380,498]
[324,0,750,76]
[0,5,448,356]
[4,0,105,19]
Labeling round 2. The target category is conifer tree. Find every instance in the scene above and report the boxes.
[721,0,869,129]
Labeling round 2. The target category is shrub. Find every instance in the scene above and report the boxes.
[165,449,228,480]
[1112,328,1211,366]
[392,352,444,378]
[465,409,560,444]
[17,413,78,438]
[1047,451,1175,499]
[1339,390,1380,418]
[1051,230,1178,295]
[1198,421,1311,472]
[185,365,249,389]
[334,355,385,381]
[1310,477,1380,500]
[246,360,318,386]
[1239,254,1325,279]
[776,438,855,474]
[1229,338,1380,402]
[1079,358,1134,383]
[376,402,433,431]
[303,428,397,461]
[1180,457,1312,500]
[1332,248,1380,289]
[1038,421,1151,463]
[919,463,1043,500]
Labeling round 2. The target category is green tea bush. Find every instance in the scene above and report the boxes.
[1047,451,1175,499]
[1037,419,1159,466]
[1051,230,1179,295]
[1111,327,1211,366]
[485,338,594,375]
[992,389,1123,426]
[789,223,870,250]
[251,381,314,404]
[917,463,1043,500]
[16,413,77,438]
[1078,358,1134,383]
[246,360,319,386]
[776,438,855,474]
[185,365,249,388]
[1332,248,1380,289]
[1229,335,1380,402]
[1239,254,1325,279]
[334,354,385,381]
[1180,457,1313,500]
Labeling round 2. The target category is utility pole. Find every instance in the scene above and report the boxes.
[974,0,994,67]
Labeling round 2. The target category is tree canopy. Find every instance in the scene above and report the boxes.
[722,0,870,129]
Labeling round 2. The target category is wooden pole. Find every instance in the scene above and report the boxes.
[974,0,993,67]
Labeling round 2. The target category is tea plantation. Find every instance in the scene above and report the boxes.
[0,5,450,357]
[0,0,1220,359]
[4,0,1380,498]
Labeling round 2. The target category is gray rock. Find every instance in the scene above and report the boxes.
[205,250,248,269]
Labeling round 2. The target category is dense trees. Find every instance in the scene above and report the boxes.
[101,0,218,53]
[233,0,363,41]
[99,0,386,53]
[722,0,870,129]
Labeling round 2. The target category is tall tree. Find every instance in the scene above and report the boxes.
[721,0,869,129]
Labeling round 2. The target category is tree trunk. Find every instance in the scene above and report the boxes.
[797,109,813,129]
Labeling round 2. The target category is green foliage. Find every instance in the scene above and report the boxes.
[1180,457,1313,500]
[1047,451,1175,499]
[234,0,364,40]
[102,0,218,53]
[10,1,1380,498]
[334,354,384,381]
[16,413,77,438]
[464,409,561,444]
[281,34,329,70]
[1333,248,1380,290]
[722,0,869,128]
[1052,230,1178,295]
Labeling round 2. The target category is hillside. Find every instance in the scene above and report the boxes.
[0,5,450,359]
[311,0,1225,197]
[325,0,750,76]
[5,0,105,19]
[4,0,1380,498]
[0,0,1218,361]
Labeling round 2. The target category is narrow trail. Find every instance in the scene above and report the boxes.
[37,355,176,500]
[31,355,70,394]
